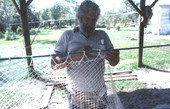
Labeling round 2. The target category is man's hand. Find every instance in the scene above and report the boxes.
[105,49,120,66]
[51,46,92,69]
[71,46,92,61]
[78,46,92,52]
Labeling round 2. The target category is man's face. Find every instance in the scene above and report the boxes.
[79,13,97,37]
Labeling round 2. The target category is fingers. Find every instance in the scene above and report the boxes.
[105,50,119,60]
[79,46,92,51]
[83,46,92,51]
[106,50,119,57]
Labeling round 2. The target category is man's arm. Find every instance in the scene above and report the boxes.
[105,49,120,66]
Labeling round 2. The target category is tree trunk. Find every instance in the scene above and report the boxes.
[137,0,145,67]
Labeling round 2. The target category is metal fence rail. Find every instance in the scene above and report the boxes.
[0,44,169,61]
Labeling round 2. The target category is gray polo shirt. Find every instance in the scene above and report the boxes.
[54,29,113,95]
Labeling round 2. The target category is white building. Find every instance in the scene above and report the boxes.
[151,1,170,35]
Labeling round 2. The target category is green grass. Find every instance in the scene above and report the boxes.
[0,36,23,45]
[104,27,170,70]
[106,80,146,92]
[143,47,170,69]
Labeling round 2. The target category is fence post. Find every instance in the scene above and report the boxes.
[137,0,145,67]
[19,0,35,76]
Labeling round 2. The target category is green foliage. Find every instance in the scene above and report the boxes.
[0,17,6,33]
[64,0,76,3]
[98,10,138,28]
[39,9,51,21]
[0,0,20,27]
[0,0,39,34]
[50,3,67,19]
[16,26,22,33]
[39,3,69,21]
[29,28,36,35]
[0,32,4,39]
[121,0,139,13]
[4,32,12,40]
[27,6,38,22]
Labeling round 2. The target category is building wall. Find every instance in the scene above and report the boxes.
[159,5,170,34]
[151,5,161,35]
[151,5,170,35]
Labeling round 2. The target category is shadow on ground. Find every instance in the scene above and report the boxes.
[118,88,170,109]
[33,39,57,45]
[143,65,170,73]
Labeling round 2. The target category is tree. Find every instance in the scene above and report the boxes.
[64,0,76,3]
[38,2,70,28]
[50,2,69,20]
[39,8,51,21]
[0,16,5,33]
[121,0,139,13]
[0,0,11,33]
[119,0,139,27]
[27,6,39,28]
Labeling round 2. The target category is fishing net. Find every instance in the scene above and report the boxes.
[0,51,124,109]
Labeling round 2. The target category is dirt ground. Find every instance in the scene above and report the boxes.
[118,69,170,109]
[119,88,170,109]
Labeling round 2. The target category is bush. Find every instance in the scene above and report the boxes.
[35,28,42,33]
[106,26,110,30]
[16,26,22,34]
[29,28,36,35]
[0,32,4,39]
[96,25,106,28]
[4,31,15,40]
[0,17,6,33]
[5,33,12,40]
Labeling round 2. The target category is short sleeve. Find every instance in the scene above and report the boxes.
[54,31,69,53]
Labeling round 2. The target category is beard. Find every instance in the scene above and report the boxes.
[79,21,95,37]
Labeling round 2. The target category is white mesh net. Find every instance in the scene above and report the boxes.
[0,51,124,109]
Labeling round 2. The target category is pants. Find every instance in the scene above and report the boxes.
[67,90,108,109]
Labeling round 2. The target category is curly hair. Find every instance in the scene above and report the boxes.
[76,0,100,20]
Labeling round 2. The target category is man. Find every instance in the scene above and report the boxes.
[51,0,120,108]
